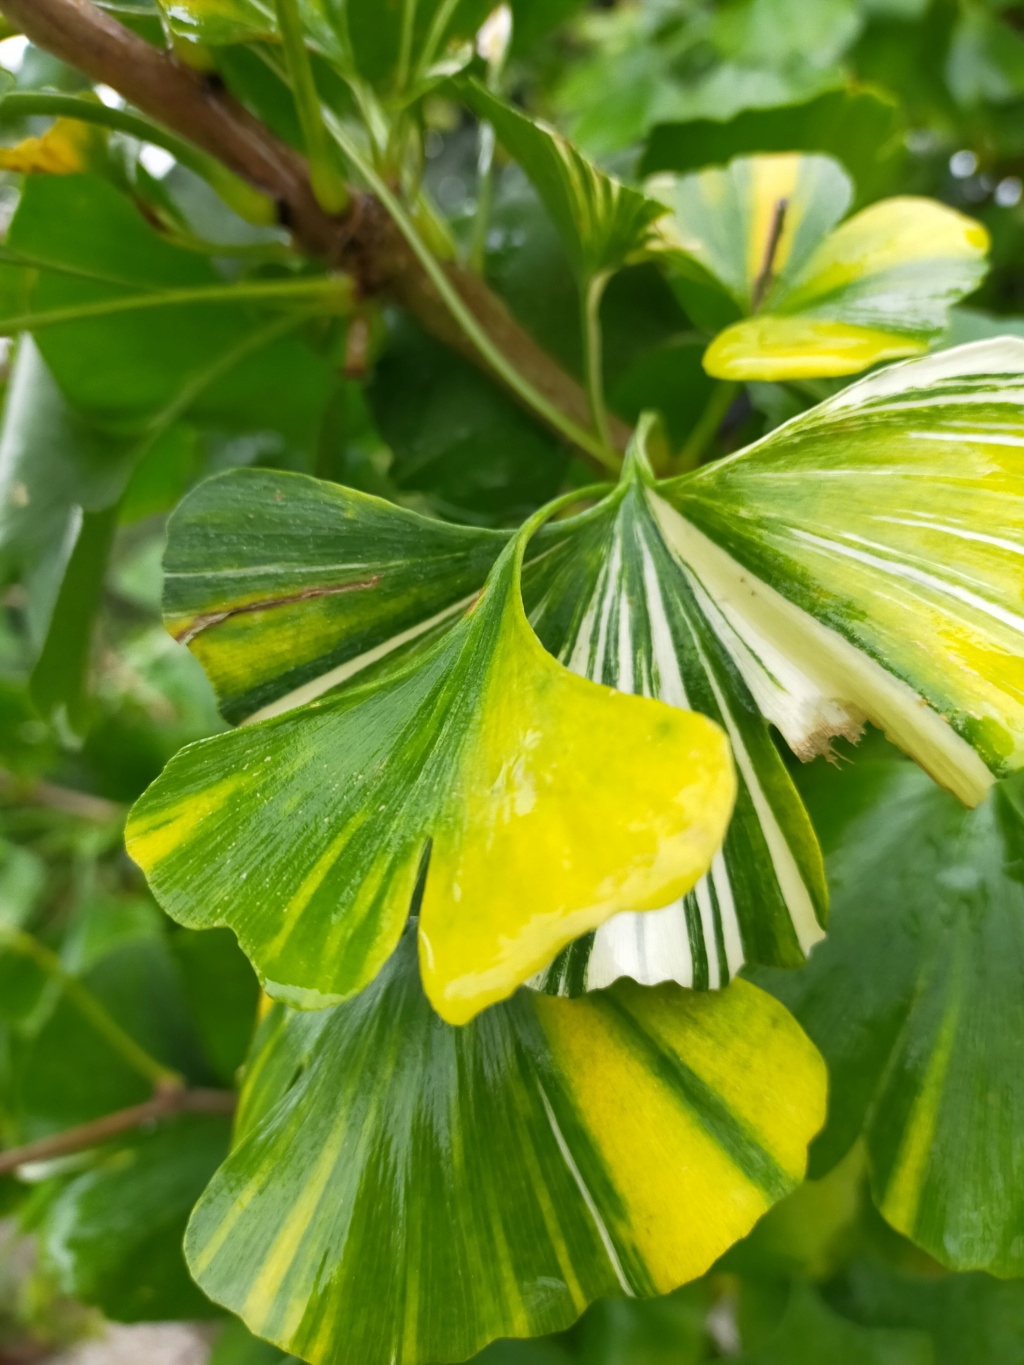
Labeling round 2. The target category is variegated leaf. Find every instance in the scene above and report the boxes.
[758,742,1024,1277]
[459,80,667,282]
[663,338,1024,807]
[523,420,826,994]
[129,491,734,1025]
[162,468,509,725]
[186,928,826,1365]
[648,153,989,380]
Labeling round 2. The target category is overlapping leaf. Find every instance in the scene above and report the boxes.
[151,339,1024,1003]
[129,488,735,1024]
[460,80,667,282]
[157,0,493,92]
[160,467,509,724]
[647,152,988,379]
[185,928,825,1364]
[664,338,1024,806]
[523,424,826,993]
[757,743,1024,1277]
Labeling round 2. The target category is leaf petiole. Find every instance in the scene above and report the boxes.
[0,91,277,226]
[0,275,352,336]
[580,271,614,456]
[324,110,622,472]
[273,0,349,214]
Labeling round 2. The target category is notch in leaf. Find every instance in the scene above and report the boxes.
[648,152,989,380]
[185,929,826,1365]
[127,489,735,1025]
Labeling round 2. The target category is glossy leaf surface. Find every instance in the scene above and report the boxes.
[524,426,826,994]
[758,744,1024,1277]
[186,930,825,1364]
[461,80,666,281]
[665,339,1024,806]
[162,467,508,724]
[648,153,988,379]
[130,492,735,1024]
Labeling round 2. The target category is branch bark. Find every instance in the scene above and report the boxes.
[0,1089,237,1175]
[0,0,629,462]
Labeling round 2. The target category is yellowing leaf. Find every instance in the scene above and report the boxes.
[127,492,735,1025]
[186,930,826,1365]
[649,153,989,381]
[0,117,106,176]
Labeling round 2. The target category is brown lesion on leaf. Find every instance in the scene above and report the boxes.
[175,576,382,645]
[751,196,790,313]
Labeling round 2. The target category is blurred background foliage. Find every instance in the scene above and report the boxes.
[0,0,1023,1360]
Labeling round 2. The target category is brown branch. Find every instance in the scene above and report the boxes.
[0,769,124,822]
[0,0,628,464]
[0,1089,237,1175]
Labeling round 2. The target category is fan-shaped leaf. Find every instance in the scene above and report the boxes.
[757,744,1024,1277]
[460,80,667,281]
[186,930,826,1365]
[663,338,1024,806]
[648,153,988,379]
[524,422,826,994]
[129,493,735,1024]
[162,467,509,725]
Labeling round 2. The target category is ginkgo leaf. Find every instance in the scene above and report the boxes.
[459,79,667,282]
[0,117,107,176]
[523,419,826,994]
[157,0,493,91]
[162,468,509,725]
[128,492,735,1025]
[647,153,989,380]
[758,742,1024,1278]
[663,338,1024,807]
[155,0,351,66]
[186,928,826,1365]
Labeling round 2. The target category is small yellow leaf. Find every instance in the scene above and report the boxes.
[0,117,106,176]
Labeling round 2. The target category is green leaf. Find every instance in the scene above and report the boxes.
[156,0,492,93]
[155,0,350,67]
[9,903,212,1139]
[185,929,825,1364]
[171,927,261,1085]
[32,1113,231,1322]
[459,80,667,282]
[161,466,509,725]
[648,153,989,380]
[756,745,1024,1277]
[734,1286,933,1365]
[831,1260,1024,1365]
[366,316,571,526]
[5,175,335,445]
[640,86,906,202]
[662,338,1024,806]
[946,8,1024,109]
[524,424,826,993]
[129,488,735,1024]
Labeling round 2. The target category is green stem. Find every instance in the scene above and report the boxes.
[0,929,183,1092]
[418,0,461,80]
[324,111,620,471]
[581,272,613,455]
[0,92,276,225]
[468,120,496,273]
[0,275,351,336]
[394,0,418,95]
[274,0,348,214]
[671,380,739,474]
